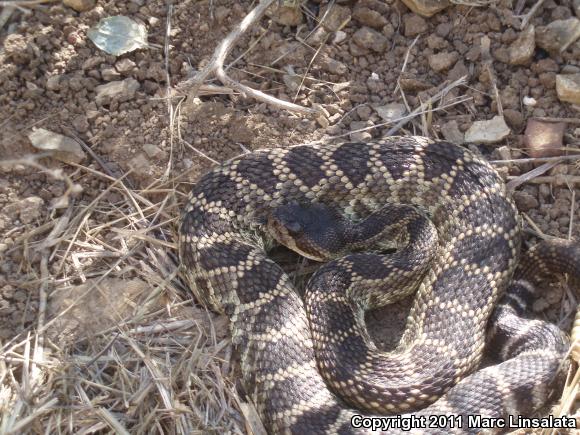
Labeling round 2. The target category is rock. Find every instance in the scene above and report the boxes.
[28,128,86,164]
[464,116,511,144]
[115,58,136,73]
[448,60,468,81]
[46,75,61,91]
[403,14,428,37]
[513,191,539,212]
[375,103,407,122]
[356,105,373,121]
[349,121,373,142]
[353,6,387,29]
[72,115,89,133]
[428,51,459,73]
[556,74,580,104]
[268,4,303,26]
[319,55,347,75]
[17,197,44,224]
[440,120,464,144]
[399,76,432,92]
[399,0,449,17]
[507,25,535,65]
[353,27,389,52]
[503,109,524,131]
[95,78,140,105]
[143,143,163,158]
[536,18,580,54]
[575,0,580,18]
[319,4,351,32]
[129,153,150,177]
[63,0,95,12]
[524,119,566,158]
[101,67,121,81]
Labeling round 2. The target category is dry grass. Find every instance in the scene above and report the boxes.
[1,2,579,434]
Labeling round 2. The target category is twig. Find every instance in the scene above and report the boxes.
[175,0,318,115]
[385,76,468,136]
[506,160,560,191]
[517,0,545,30]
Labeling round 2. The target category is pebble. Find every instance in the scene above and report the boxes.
[63,0,95,12]
[28,128,86,164]
[349,121,373,142]
[502,109,524,131]
[46,75,61,91]
[352,27,389,52]
[428,51,459,72]
[101,67,121,81]
[464,115,510,144]
[268,5,303,26]
[536,17,580,53]
[556,73,580,104]
[440,120,464,144]
[356,105,373,121]
[17,197,44,224]
[507,25,535,65]
[95,78,140,105]
[115,58,136,73]
[524,119,566,158]
[403,14,428,37]
[353,6,387,29]
[143,143,163,158]
[375,103,406,122]
[319,4,352,32]
[400,0,449,17]
[513,191,539,212]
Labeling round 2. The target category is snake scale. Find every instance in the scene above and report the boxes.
[179,137,579,434]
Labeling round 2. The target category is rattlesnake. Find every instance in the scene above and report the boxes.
[179,137,577,434]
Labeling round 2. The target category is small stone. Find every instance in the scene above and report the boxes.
[575,0,580,18]
[399,0,449,17]
[353,27,389,52]
[428,51,459,73]
[319,4,351,32]
[142,143,163,158]
[46,75,61,91]
[349,121,373,142]
[447,60,468,81]
[399,76,432,92]
[17,197,44,224]
[524,119,566,158]
[63,0,96,12]
[101,67,121,81]
[503,109,524,131]
[268,4,303,26]
[495,145,512,161]
[403,14,428,37]
[507,25,535,65]
[464,116,511,144]
[95,78,140,105]
[115,58,136,73]
[28,128,86,164]
[536,18,580,54]
[556,74,580,104]
[356,105,373,121]
[440,120,464,144]
[129,153,150,177]
[72,115,89,133]
[353,6,387,29]
[375,104,407,122]
[513,191,539,212]
[319,56,347,75]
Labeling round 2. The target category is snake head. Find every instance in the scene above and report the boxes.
[267,202,347,261]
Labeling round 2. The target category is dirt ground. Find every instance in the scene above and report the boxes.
[1,0,579,433]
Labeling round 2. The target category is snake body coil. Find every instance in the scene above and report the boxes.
[179,138,574,434]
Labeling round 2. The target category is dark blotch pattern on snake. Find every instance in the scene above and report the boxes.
[179,137,577,434]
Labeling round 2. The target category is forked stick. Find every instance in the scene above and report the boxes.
[176,0,319,115]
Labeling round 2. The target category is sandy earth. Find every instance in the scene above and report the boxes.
[0,0,579,433]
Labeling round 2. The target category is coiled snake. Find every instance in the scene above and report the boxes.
[179,137,578,434]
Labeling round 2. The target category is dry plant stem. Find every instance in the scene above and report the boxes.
[385,76,468,136]
[506,160,560,191]
[480,36,502,116]
[519,0,545,30]
[177,0,317,115]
